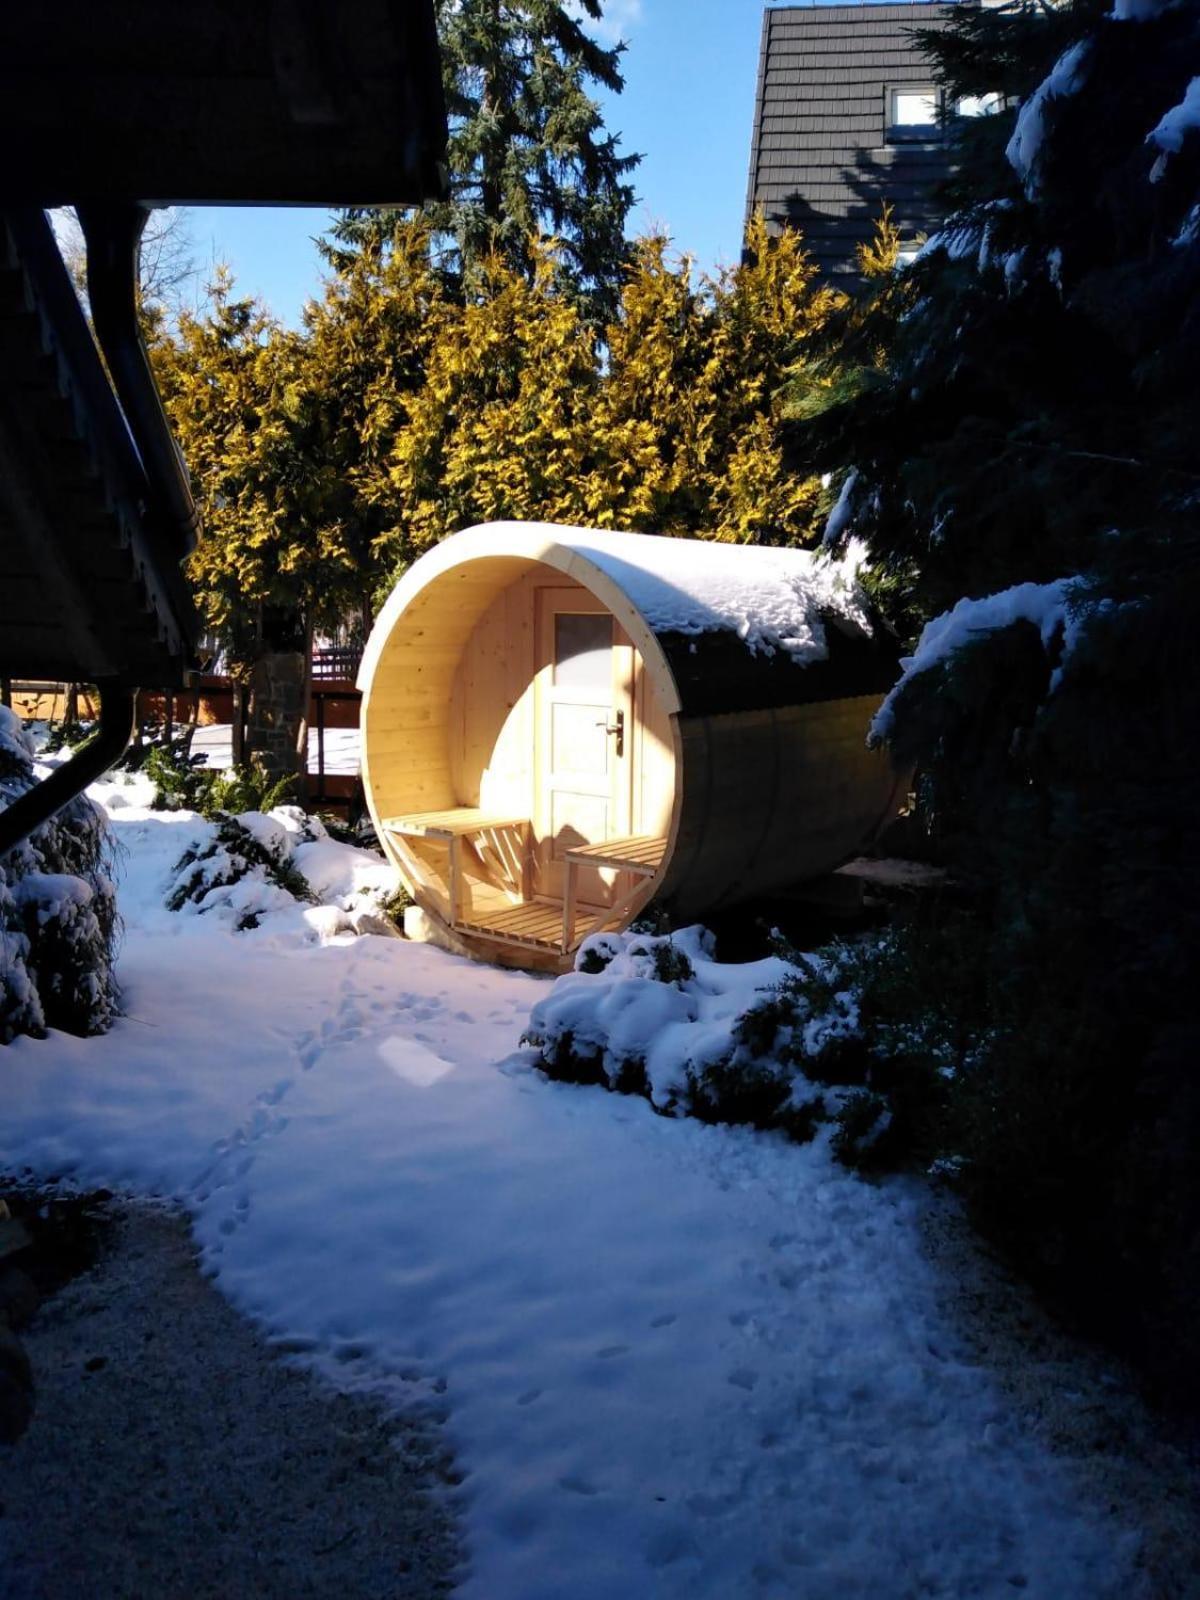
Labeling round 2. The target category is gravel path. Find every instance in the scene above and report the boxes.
[4,1188,1198,1599]
[0,1203,459,1600]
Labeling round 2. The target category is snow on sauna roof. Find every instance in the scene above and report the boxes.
[475,522,875,664]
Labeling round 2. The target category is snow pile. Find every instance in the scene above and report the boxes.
[0,788,1143,1598]
[1006,40,1091,196]
[870,577,1086,744]
[479,523,875,662]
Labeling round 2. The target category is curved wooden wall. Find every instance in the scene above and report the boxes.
[359,525,904,967]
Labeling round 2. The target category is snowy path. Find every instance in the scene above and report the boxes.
[0,780,1140,1598]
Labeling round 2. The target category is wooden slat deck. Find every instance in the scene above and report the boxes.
[456,900,598,953]
[562,834,667,877]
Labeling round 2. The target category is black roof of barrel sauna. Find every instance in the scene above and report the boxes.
[745,2,954,281]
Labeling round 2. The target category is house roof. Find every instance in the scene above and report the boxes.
[746,2,954,278]
[0,0,446,207]
[0,0,447,692]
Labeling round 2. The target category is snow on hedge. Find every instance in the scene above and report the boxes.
[526,927,797,1108]
[1148,75,1200,181]
[869,577,1087,745]
[520,926,899,1158]
[1007,40,1091,196]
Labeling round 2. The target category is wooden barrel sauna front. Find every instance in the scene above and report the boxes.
[358,522,906,971]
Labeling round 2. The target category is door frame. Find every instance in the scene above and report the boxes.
[533,585,634,904]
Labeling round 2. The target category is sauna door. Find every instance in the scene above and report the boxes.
[534,588,633,904]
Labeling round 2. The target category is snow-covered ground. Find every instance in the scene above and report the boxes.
[0,773,1143,1598]
[191,722,361,776]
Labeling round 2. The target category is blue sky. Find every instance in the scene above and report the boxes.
[186,0,768,324]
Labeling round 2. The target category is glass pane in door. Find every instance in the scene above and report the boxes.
[553,612,612,691]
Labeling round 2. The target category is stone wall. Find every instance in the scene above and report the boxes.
[245,651,306,780]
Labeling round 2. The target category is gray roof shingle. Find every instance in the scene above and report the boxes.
[745,2,955,279]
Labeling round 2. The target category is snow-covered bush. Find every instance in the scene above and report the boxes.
[524,922,965,1168]
[165,803,403,937]
[524,927,837,1140]
[0,709,119,1042]
[167,812,319,930]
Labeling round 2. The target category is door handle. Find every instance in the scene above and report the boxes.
[594,709,625,756]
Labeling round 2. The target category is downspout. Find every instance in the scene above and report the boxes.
[0,206,204,857]
[75,203,201,556]
[0,684,137,859]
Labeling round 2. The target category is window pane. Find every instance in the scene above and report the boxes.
[553,612,612,691]
[893,89,938,126]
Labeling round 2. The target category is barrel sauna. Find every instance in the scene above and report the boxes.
[358,522,906,971]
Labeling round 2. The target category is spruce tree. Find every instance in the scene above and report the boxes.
[787,0,1200,1396]
[335,0,639,324]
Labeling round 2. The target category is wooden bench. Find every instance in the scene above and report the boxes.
[561,834,666,950]
[382,814,665,956]
[382,809,532,923]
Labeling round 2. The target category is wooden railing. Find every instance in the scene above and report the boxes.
[311,645,363,683]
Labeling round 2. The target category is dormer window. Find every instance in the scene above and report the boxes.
[888,86,942,141]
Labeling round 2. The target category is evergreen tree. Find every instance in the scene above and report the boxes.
[788,0,1200,1396]
[382,236,604,562]
[587,216,839,541]
[151,270,376,775]
[335,0,639,324]
[300,220,448,615]
[703,212,843,543]
[374,218,840,567]
[582,232,715,532]
[152,275,353,653]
